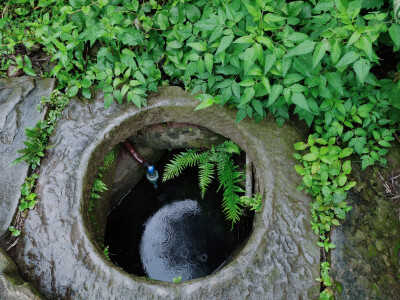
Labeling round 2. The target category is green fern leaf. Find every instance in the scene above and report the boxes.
[216,154,244,225]
[162,149,209,182]
[216,140,241,155]
[198,161,215,198]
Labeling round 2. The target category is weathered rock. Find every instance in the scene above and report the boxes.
[0,77,55,242]
[0,248,43,299]
[88,146,119,246]
[110,145,164,209]
[129,122,226,149]
[331,145,400,299]
[14,87,319,299]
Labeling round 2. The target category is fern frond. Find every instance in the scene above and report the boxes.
[216,154,245,225]
[162,149,210,182]
[198,161,215,198]
[92,178,108,193]
[216,140,241,155]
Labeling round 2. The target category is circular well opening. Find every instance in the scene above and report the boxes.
[98,128,254,282]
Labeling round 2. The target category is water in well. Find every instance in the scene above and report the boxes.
[104,151,253,282]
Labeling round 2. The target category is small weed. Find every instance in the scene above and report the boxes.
[172,276,181,283]
[8,226,21,237]
[103,246,110,261]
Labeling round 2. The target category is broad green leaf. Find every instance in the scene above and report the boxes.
[303,152,318,161]
[347,31,361,46]
[209,26,224,43]
[295,165,305,175]
[98,0,108,7]
[239,87,255,107]
[339,148,353,158]
[233,36,254,44]
[243,1,262,20]
[188,42,206,51]
[216,34,234,54]
[264,53,276,74]
[82,6,90,15]
[312,41,327,68]
[311,161,320,174]
[281,57,292,76]
[113,90,123,104]
[82,88,91,99]
[294,142,309,150]
[195,97,214,110]
[236,109,247,123]
[337,173,347,186]
[131,93,142,109]
[261,76,271,93]
[252,100,263,117]
[330,39,341,65]
[167,40,183,49]
[342,160,351,174]
[303,174,313,187]
[186,4,201,22]
[287,32,309,43]
[68,86,79,97]
[359,36,373,61]
[194,20,217,31]
[325,72,343,96]
[335,51,359,68]
[389,23,400,48]
[267,84,283,107]
[378,140,391,147]
[353,58,370,84]
[243,47,256,75]
[284,40,316,58]
[284,73,304,85]
[104,93,113,109]
[204,53,213,74]
[292,92,310,112]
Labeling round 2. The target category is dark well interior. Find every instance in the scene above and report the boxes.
[104,149,254,282]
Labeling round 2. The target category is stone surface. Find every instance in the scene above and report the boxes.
[0,248,43,299]
[89,146,119,246]
[129,122,226,149]
[14,87,319,299]
[331,146,400,299]
[0,77,55,241]
[110,144,164,209]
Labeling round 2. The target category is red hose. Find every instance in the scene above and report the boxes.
[123,141,148,167]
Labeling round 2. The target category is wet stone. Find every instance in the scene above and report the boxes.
[0,248,43,299]
[129,122,226,149]
[0,77,56,241]
[14,87,320,299]
[331,146,400,299]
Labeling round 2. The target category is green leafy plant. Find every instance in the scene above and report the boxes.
[317,262,334,300]
[12,90,69,169]
[18,174,39,211]
[103,245,110,260]
[163,141,246,225]
[8,226,21,237]
[240,194,262,212]
[172,276,182,283]
[294,135,355,237]
[89,174,108,215]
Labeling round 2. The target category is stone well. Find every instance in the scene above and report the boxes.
[12,87,319,299]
